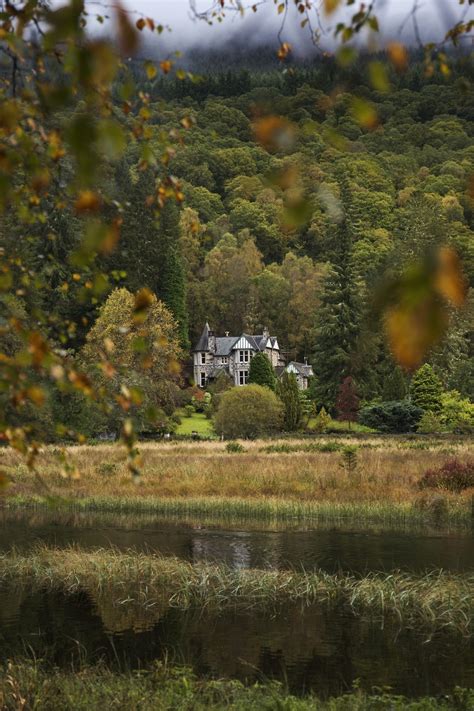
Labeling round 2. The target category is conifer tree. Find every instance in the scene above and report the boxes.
[312,218,360,412]
[410,364,443,413]
[156,200,189,349]
[248,352,276,390]
[382,365,407,402]
[277,371,302,431]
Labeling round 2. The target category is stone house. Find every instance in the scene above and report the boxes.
[193,322,285,388]
[279,361,314,391]
[193,323,313,390]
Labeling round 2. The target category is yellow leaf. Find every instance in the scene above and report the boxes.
[253,116,296,153]
[144,61,157,79]
[351,97,379,130]
[369,61,390,92]
[387,42,408,73]
[323,0,341,14]
[160,60,172,75]
[277,3,285,15]
[74,190,101,213]
[435,247,467,307]
[385,298,446,371]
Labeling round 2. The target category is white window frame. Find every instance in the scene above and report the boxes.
[221,356,228,364]
[200,372,207,387]
[239,350,250,363]
[238,370,249,386]
[200,353,206,364]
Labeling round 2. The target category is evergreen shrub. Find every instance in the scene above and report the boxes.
[358,400,423,433]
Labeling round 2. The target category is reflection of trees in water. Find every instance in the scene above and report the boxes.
[2,587,474,696]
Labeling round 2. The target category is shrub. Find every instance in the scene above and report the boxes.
[440,391,474,434]
[214,384,283,439]
[184,405,195,418]
[417,411,443,434]
[358,400,423,433]
[225,441,245,453]
[313,406,331,433]
[419,458,474,493]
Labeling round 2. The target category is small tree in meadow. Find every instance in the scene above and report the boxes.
[248,352,276,390]
[277,372,302,431]
[335,376,359,428]
[410,364,443,413]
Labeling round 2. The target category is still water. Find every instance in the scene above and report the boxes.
[2,508,474,697]
[2,508,474,573]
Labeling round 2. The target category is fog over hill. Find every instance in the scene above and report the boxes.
[115,0,473,59]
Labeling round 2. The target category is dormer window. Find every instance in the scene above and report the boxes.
[239,350,250,363]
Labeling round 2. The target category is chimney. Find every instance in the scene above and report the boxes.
[304,357,308,365]
[208,330,216,354]
[263,326,270,340]
[225,331,229,337]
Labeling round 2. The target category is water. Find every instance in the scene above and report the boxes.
[2,508,474,697]
[1,508,474,573]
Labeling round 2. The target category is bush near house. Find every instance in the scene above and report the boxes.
[214,384,283,439]
[358,400,423,433]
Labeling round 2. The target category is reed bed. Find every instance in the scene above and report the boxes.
[2,661,472,710]
[4,493,473,528]
[1,437,473,526]
[3,546,474,636]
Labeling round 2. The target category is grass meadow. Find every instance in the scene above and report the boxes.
[1,436,473,525]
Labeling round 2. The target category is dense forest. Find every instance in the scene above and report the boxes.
[1,51,473,434]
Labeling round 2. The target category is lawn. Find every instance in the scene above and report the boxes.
[175,411,215,436]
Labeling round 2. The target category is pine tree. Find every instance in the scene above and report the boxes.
[312,218,360,412]
[276,371,302,431]
[156,200,189,348]
[410,364,443,413]
[248,352,276,390]
[382,365,407,401]
[335,376,359,427]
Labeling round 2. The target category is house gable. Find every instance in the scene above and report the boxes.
[233,336,254,351]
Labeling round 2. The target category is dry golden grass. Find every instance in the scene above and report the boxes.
[1,437,472,508]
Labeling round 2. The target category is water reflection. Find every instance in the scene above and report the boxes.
[2,509,474,574]
[1,584,474,697]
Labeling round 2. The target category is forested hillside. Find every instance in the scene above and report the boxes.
[1,52,473,424]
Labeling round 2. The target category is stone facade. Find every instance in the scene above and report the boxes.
[282,361,314,390]
[193,323,285,388]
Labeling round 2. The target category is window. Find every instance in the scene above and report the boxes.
[239,350,250,363]
[200,353,206,364]
[238,370,249,386]
[200,372,207,388]
[221,357,228,364]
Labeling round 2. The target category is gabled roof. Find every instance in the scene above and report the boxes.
[194,322,210,351]
[286,361,314,377]
[194,324,280,354]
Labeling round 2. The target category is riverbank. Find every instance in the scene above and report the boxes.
[1,438,473,527]
[1,661,473,710]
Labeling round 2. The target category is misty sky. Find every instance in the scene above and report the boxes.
[119,0,473,53]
